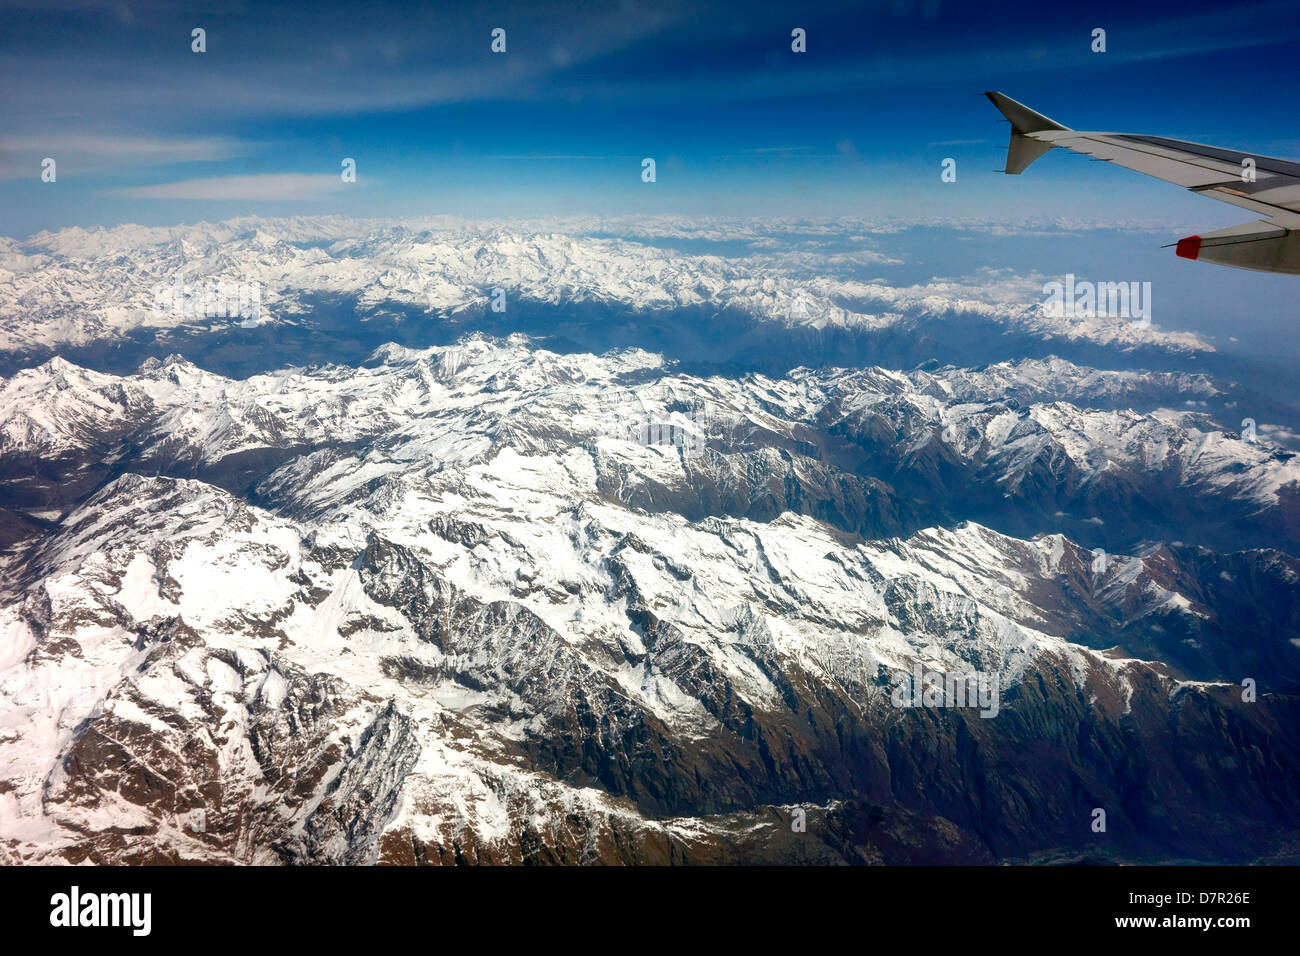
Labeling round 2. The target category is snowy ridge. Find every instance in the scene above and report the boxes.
[0,217,1213,358]
[1,340,1284,507]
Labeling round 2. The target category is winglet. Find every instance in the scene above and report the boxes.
[985,92,1070,174]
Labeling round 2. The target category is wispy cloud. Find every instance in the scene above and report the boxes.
[108,173,347,200]
[0,1,692,121]
[0,133,247,179]
[484,154,638,160]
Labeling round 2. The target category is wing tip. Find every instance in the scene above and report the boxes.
[984,92,1069,174]
[984,92,1070,134]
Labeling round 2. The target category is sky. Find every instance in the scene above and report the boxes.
[2,0,1300,236]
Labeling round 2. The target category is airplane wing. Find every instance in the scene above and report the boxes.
[985,91,1300,274]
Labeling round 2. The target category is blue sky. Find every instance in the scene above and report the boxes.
[2,0,1299,236]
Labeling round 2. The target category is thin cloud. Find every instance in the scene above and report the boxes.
[484,154,637,160]
[0,133,247,179]
[0,2,692,121]
[109,174,348,200]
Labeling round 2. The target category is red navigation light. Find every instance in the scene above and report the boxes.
[1175,235,1202,260]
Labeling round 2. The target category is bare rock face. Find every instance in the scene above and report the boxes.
[2,336,1299,865]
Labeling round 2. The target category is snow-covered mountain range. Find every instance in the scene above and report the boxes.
[1,218,1298,864]
[0,216,1213,370]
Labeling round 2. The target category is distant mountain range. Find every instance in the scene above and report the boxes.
[0,216,1215,365]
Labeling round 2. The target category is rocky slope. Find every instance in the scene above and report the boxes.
[2,336,1298,864]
